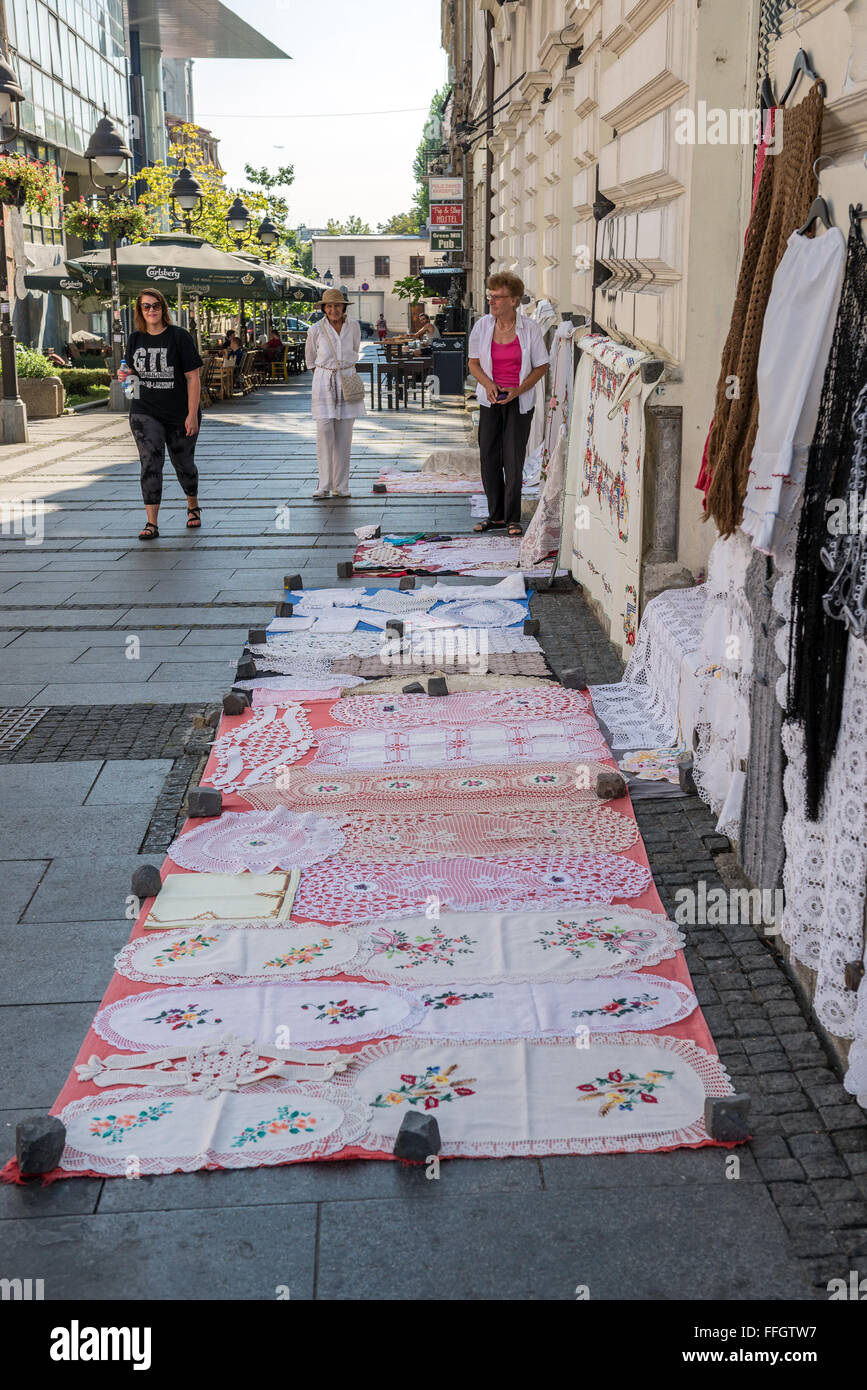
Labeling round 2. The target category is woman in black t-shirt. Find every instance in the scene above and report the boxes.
[119,289,204,540]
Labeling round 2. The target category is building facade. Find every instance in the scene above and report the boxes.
[441,0,867,595]
[310,234,432,331]
[3,0,285,350]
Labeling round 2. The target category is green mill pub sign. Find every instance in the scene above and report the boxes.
[429,176,464,252]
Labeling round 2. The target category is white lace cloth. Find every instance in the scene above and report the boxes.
[58,1080,370,1176]
[589,586,707,749]
[691,533,754,834]
[410,974,696,1038]
[115,923,370,986]
[292,853,651,922]
[310,718,611,770]
[431,598,527,628]
[343,1035,732,1157]
[519,423,568,569]
[781,638,867,1055]
[358,906,683,982]
[167,808,345,873]
[206,705,315,793]
[328,687,591,729]
[94,979,427,1053]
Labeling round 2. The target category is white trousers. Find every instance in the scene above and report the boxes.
[316,418,355,491]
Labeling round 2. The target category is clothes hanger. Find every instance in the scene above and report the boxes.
[778,45,826,105]
[796,155,835,235]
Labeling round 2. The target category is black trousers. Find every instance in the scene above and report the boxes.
[478,399,534,524]
[130,411,200,506]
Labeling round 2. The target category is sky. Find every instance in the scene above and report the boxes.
[191,0,448,229]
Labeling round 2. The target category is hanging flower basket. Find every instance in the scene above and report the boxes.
[63,198,155,243]
[0,153,65,214]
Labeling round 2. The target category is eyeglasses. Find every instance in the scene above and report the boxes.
[487,292,512,302]
[140,302,162,312]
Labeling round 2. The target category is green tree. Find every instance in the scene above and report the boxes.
[325,214,372,235]
[377,209,421,234]
[412,85,450,223]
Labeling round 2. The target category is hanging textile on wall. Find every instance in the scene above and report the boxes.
[741,228,846,561]
[525,319,575,482]
[588,586,707,750]
[781,636,867,1045]
[788,222,867,818]
[738,552,786,890]
[691,532,754,834]
[822,380,867,638]
[518,424,568,569]
[705,84,824,534]
[558,334,655,660]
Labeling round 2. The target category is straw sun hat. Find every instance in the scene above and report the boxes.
[315,288,351,308]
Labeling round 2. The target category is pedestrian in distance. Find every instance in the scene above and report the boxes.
[376,313,388,341]
[467,271,549,537]
[305,288,365,499]
[118,288,203,540]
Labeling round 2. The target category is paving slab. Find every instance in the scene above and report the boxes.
[0,761,102,805]
[0,860,49,924]
[0,921,129,1005]
[0,1001,100,1108]
[22,853,168,923]
[84,758,172,806]
[0,1205,318,1299]
[0,805,154,858]
[315,1186,815,1301]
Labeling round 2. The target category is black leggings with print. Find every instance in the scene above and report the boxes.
[130,411,200,505]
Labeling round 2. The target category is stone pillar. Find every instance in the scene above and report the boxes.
[642,401,694,603]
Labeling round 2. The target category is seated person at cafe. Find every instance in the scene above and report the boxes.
[264,328,284,361]
[411,314,435,343]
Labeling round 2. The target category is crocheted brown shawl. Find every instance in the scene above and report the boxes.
[705,84,825,536]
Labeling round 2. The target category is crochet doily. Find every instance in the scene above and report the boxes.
[590,586,706,749]
[430,598,527,628]
[240,760,617,816]
[310,719,610,770]
[328,687,590,730]
[336,807,639,860]
[292,853,652,922]
[205,705,315,793]
[167,808,345,873]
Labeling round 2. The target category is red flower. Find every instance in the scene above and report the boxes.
[453,1086,474,1096]
[627,633,636,646]
[400,1074,417,1084]
[602,1002,622,1013]
[576,1083,596,1092]
[418,942,434,952]
[607,1070,623,1083]
[640,1092,657,1103]
[424,1096,439,1109]
[443,995,462,1006]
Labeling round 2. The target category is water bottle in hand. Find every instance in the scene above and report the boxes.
[119,358,136,400]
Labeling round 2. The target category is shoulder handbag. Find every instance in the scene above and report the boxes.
[324,325,365,404]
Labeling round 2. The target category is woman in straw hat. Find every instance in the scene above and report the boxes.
[304,288,365,498]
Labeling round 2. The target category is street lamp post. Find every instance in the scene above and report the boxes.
[0,47,28,443]
[84,114,133,412]
[256,215,278,331]
[170,165,203,235]
[226,196,251,343]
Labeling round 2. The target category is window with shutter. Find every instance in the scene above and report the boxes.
[339,256,355,278]
[409,256,425,274]
[374,256,390,277]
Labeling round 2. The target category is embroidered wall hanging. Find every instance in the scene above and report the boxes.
[339,1034,733,1157]
[559,336,656,660]
[141,871,299,931]
[167,808,345,874]
[292,853,652,923]
[115,923,368,986]
[358,906,683,983]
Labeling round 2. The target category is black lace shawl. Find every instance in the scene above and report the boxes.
[787,224,867,819]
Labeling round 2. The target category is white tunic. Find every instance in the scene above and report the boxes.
[305,318,366,420]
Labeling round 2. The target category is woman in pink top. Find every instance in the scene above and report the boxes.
[467,272,549,535]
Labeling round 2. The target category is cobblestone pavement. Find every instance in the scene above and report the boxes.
[0,369,864,1300]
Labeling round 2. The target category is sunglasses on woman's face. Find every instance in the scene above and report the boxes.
[140,302,162,312]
